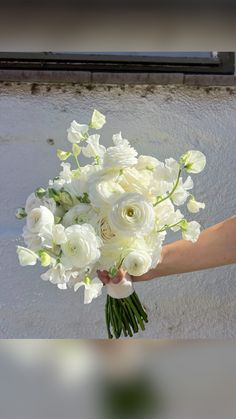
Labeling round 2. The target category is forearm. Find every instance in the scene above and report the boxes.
[136,216,236,281]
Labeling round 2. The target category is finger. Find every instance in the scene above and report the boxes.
[111,268,126,284]
[97,270,110,285]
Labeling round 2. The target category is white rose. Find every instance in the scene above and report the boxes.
[74,276,103,304]
[26,206,54,233]
[187,197,205,213]
[81,134,106,160]
[67,120,88,143]
[25,192,56,214]
[97,217,115,241]
[109,193,155,237]
[90,109,106,129]
[181,150,206,174]
[61,224,101,269]
[62,204,97,228]
[17,246,39,266]
[88,175,125,208]
[182,221,201,242]
[103,132,138,169]
[123,250,152,276]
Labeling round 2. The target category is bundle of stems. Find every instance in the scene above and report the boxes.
[105,291,148,339]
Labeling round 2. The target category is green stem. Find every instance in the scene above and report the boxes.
[156,219,183,234]
[74,154,81,172]
[154,167,182,206]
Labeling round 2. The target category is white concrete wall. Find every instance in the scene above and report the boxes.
[0,81,236,338]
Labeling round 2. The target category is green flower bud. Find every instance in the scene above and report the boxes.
[35,187,47,198]
[57,149,72,161]
[15,207,27,219]
[39,251,51,267]
[72,143,81,157]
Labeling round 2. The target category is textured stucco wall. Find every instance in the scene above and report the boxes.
[0,81,236,338]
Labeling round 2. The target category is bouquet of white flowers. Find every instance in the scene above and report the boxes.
[16,110,206,338]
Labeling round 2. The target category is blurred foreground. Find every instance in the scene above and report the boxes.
[0,340,236,419]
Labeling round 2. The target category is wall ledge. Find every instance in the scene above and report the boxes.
[0,69,236,86]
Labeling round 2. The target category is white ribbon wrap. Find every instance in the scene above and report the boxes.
[106,275,134,299]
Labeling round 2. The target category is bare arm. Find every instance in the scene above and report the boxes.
[97,216,236,284]
[133,216,236,282]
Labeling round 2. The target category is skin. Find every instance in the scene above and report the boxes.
[97,216,236,284]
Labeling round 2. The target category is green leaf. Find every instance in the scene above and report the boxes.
[109,266,118,278]
[35,187,47,199]
[72,143,81,157]
[57,149,72,161]
[48,188,60,202]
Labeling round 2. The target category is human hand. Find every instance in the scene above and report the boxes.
[97,267,155,285]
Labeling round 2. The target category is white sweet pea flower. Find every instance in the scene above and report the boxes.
[81,134,106,160]
[181,150,206,174]
[103,132,138,169]
[187,196,205,213]
[22,226,42,251]
[123,250,152,276]
[171,176,193,206]
[17,246,39,266]
[151,158,180,196]
[109,193,155,237]
[39,224,67,248]
[90,109,106,129]
[154,199,184,231]
[41,263,78,288]
[67,120,88,143]
[88,175,125,208]
[74,276,103,304]
[26,206,54,233]
[182,220,201,242]
[25,192,56,214]
[61,224,102,269]
[135,155,161,171]
[62,204,98,228]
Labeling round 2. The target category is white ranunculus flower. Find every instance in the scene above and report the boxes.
[181,150,206,174]
[25,192,56,214]
[123,250,152,276]
[88,175,125,208]
[135,155,161,171]
[17,246,39,266]
[103,132,138,169]
[61,224,101,269]
[74,277,103,304]
[187,197,205,213]
[171,176,193,206]
[26,206,54,233]
[109,193,155,237]
[39,224,67,248]
[62,204,98,228]
[182,221,201,242]
[90,109,106,130]
[99,235,136,270]
[67,120,88,143]
[81,134,106,160]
